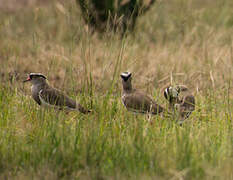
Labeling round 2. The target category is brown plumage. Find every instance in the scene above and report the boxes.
[164,85,195,123]
[23,73,90,114]
[121,72,164,115]
[176,93,195,120]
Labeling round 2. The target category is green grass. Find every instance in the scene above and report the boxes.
[0,85,232,179]
[0,0,233,179]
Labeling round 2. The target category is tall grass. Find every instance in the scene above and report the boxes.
[0,0,233,179]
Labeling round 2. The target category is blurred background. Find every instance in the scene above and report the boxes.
[0,0,232,96]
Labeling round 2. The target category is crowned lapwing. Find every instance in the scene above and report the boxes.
[164,85,195,123]
[120,72,165,115]
[23,73,91,114]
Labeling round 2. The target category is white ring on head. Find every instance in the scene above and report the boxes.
[30,73,44,76]
[29,73,47,79]
[121,72,131,77]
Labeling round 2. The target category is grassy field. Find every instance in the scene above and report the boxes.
[0,0,233,179]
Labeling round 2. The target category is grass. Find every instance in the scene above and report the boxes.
[0,0,233,179]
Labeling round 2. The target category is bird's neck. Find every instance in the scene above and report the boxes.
[123,84,132,92]
[32,82,49,92]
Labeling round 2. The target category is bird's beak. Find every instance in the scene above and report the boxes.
[23,77,31,83]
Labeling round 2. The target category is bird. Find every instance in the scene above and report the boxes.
[120,72,165,115]
[23,73,91,114]
[163,85,195,123]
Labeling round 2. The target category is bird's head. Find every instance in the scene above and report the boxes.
[120,72,132,82]
[164,86,180,103]
[120,72,132,91]
[23,73,47,85]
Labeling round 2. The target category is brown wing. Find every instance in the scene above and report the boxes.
[32,90,41,105]
[179,95,195,119]
[123,91,164,114]
[39,88,76,109]
[182,95,195,111]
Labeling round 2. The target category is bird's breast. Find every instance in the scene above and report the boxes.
[121,94,127,107]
